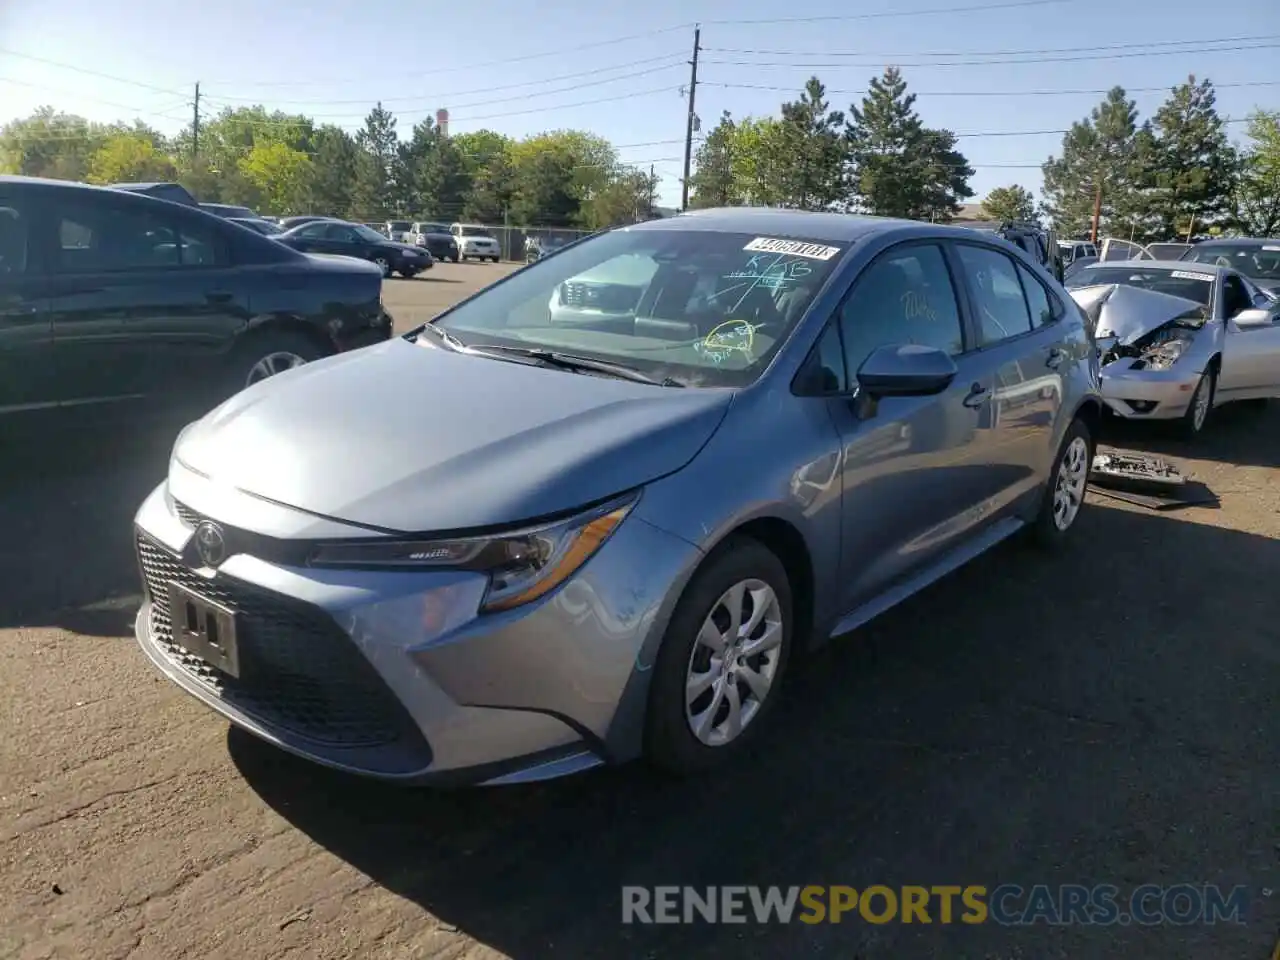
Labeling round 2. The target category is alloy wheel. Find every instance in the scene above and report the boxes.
[684,579,783,747]
[1191,375,1211,432]
[1052,435,1090,531]
[246,351,308,386]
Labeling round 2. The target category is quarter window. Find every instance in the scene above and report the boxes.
[957,245,1033,346]
[837,243,964,378]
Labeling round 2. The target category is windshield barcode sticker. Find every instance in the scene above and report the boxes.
[743,237,842,260]
[1171,271,1214,282]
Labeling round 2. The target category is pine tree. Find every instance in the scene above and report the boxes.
[1142,76,1237,238]
[309,125,358,217]
[351,103,398,220]
[845,67,973,220]
[777,78,847,210]
[1041,87,1141,238]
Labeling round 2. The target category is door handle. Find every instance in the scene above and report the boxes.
[962,383,990,408]
[206,292,233,304]
[1046,348,1066,369]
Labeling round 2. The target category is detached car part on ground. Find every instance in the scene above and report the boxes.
[1067,262,1280,438]
[132,209,1103,787]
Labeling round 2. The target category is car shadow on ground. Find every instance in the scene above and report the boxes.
[1098,400,1280,468]
[0,423,177,634]
[231,503,1279,959]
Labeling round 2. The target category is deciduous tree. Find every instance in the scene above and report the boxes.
[1234,110,1280,237]
[982,185,1037,222]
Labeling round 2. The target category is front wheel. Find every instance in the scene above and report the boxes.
[1180,367,1216,440]
[645,538,793,776]
[1030,417,1093,548]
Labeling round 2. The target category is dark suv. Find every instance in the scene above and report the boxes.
[0,176,393,434]
[990,220,1064,282]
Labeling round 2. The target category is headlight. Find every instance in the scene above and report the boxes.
[307,492,638,612]
[1137,335,1191,370]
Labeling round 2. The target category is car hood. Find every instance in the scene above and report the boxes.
[173,338,733,533]
[1068,283,1206,344]
[424,232,455,242]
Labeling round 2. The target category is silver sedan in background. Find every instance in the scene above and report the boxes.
[132,209,1101,786]
[1066,261,1280,438]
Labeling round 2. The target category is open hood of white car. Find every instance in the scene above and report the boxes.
[1069,283,1206,345]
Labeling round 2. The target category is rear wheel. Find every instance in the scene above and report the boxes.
[645,538,793,776]
[1030,417,1093,548]
[490,256,501,263]
[227,329,324,395]
[373,256,392,278]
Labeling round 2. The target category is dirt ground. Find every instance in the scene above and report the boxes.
[1,261,1277,960]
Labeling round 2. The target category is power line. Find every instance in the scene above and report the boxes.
[702,0,1066,26]
[201,24,698,87]
[0,76,190,119]
[702,40,1280,69]
[200,54,688,106]
[0,48,186,96]
[703,79,1280,98]
[446,85,684,123]
[199,62,687,121]
[702,33,1280,58]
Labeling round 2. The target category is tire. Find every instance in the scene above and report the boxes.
[1180,366,1216,440]
[398,270,416,279]
[226,329,324,397]
[451,255,460,263]
[1030,417,1093,548]
[373,256,392,278]
[490,256,500,263]
[645,537,794,776]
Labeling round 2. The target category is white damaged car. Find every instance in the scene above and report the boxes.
[1065,261,1280,438]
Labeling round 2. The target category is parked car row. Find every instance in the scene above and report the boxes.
[0,175,393,433]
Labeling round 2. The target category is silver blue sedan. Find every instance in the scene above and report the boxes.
[133,208,1101,785]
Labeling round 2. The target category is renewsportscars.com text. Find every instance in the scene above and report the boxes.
[621,884,1250,926]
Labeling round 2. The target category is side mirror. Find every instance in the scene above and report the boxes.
[1233,308,1276,329]
[856,343,958,398]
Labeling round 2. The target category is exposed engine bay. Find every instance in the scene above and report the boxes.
[1069,283,1207,371]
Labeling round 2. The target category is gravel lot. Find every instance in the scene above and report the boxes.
[2,260,1277,960]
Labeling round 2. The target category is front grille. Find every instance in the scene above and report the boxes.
[137,533,418,748]
[174,501,201,527]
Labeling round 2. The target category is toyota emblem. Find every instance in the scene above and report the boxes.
[194,521,227,567]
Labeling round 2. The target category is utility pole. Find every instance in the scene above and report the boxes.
[680,25,701,211]
[1089,179,1102,244]
[192,82,201,163]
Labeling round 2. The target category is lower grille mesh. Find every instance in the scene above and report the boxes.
[137,533,414,747]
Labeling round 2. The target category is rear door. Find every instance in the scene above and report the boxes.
[47,193,248,419]
[0,186,57,426]
[950,241,1062,506]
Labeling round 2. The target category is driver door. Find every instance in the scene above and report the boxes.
[1218,274,1280,401]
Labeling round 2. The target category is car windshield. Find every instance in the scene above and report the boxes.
[1181,243,1280,280]
[460,226,493,238]
[389,221,410,231]
[430,228,845,388]
[354,224,388,243]
[1067,266,1215,310]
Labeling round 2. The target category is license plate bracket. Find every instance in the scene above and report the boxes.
[167,581,241,679]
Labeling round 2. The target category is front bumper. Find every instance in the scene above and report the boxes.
[1098,361,1203,420]
[462,245,500,258]
[131,475,700,784]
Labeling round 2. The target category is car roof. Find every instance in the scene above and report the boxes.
[1188,237,1280,248]
[628,207,1003,245]
[1080,259,1229,276]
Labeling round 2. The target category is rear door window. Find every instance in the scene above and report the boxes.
[53,198,181,273]
[956,244,1034,345]
[1014,260,1060,328]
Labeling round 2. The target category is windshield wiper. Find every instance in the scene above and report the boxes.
[415,323,467,351]
[462,344,683,387]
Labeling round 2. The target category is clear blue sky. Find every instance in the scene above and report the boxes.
[2,0,1277,207]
